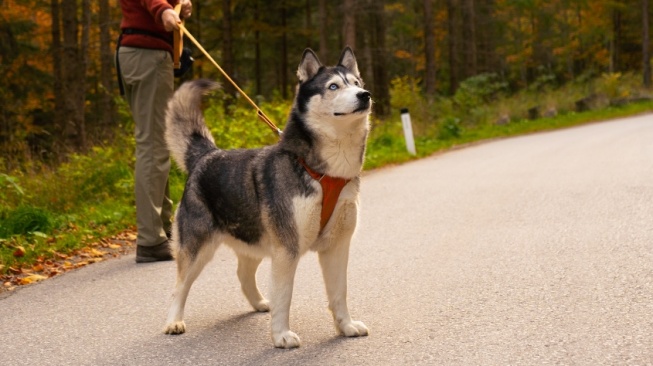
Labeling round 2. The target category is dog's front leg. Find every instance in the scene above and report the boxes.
[270,251,301,348]
[318,239,368,337]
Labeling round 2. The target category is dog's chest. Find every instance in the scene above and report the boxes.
[292,181,359,252]
[291,187,322,246]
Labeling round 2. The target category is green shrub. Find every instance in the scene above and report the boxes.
[388,76,432,132]
[1,206,53,237]
[453,73,508,112]
[438,117,462,140]
[203,94,289,150]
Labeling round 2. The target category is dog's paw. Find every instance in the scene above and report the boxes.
[254,299,270,312]
[339,320,369,337]
[163,321,186,335]
[272,330,301,349]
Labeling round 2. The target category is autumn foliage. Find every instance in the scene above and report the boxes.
[0,0,651,168]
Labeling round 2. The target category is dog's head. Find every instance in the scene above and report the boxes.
[294,47,372,136]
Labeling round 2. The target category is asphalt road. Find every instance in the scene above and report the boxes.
[1,114,652,365]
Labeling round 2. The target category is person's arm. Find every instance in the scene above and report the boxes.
[140,0,189,32]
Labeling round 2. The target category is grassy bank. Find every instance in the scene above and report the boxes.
[1,74,652,282]
[365,99,653,169]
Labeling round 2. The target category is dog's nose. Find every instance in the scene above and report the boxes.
[357,91,371,101]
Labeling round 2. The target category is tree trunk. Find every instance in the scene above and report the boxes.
[461,0,477,78]
[368,0,389,117]
[318,0,328,62]
[610,8,622,73]
[305,0,312,47]
[446,0,460,93]
[195,0,202,78]
[342,0,356,49]
[644,0,651,88]
[476,0,497,74]
[77,0,89,150]
[423,0,437,97]
[254,0,262,95]
[98,0,114,139]
[51,0,64,155]
[280,1,288,99]
[61,0,87,151]
[222,0,236,106]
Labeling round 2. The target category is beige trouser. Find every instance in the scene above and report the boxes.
[118,46,174,247]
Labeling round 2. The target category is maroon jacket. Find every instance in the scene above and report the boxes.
[119,0,179,54]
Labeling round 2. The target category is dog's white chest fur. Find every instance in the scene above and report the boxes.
[292,190,323,249]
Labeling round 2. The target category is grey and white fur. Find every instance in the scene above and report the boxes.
[163,47,371,349]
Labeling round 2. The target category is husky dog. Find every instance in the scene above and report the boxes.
[163,47,371,348]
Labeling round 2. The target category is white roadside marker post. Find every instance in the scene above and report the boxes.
[400,108,417,155]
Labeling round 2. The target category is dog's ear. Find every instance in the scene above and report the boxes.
[297,48,322,83]
[338,47,360,78]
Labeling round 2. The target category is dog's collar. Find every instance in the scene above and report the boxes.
[298,158,350,233]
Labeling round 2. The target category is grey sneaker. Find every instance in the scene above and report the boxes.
[136,241,173,263]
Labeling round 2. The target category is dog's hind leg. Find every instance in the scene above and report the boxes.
[269,250,301,348]
[236,253,270,312]
[164,241,218,335]
[318,238,368,338]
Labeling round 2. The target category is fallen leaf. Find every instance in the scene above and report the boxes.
[32,231,48,238]
[32,264,44,272]
[108,244,121,249]
[87,248,105,257]
[8,267,22,274]
[47,270,60,277]
[13,246,26,258]
[19,274,47,285]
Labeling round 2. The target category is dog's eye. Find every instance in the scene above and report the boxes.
[354,81,360,86]
[328,83,338,90]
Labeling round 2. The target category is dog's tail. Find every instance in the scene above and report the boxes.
[165,79,220,173]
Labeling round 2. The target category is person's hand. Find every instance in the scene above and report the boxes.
[162,8,181,32]
[180,0,192,19]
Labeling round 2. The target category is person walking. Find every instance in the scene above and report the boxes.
[116,0,192,262]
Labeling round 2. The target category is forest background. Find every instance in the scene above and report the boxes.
[0,0,652,280]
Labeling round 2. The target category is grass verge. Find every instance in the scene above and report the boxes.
[1,95,652,291]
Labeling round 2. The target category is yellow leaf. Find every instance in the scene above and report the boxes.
[108,244,121,249]
[88,248,105,257]
[19,274,47,285]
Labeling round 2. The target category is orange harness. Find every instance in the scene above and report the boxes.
[299,159,350,232]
